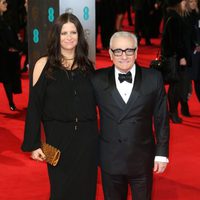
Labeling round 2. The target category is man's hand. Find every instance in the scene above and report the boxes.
[154,161,168,173]
[31,148,46,162]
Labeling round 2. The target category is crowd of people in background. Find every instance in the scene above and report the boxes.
[96,0,165,50]
[161,0,200,123]
[0,0,27,111]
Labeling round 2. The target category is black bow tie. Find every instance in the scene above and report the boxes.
[118,71,132,83]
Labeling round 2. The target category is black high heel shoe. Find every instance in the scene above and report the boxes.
[169,112,182,124]
[181,102,191,117]
[9,103,16,111]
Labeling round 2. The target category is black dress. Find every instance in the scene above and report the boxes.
[21,65,98,200]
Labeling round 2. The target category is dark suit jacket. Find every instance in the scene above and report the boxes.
[91,65,169,176]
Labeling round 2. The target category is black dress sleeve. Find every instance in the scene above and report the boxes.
[153,71,170,157]
[21,68,47,152]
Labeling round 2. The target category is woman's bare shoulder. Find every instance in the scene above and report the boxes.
[32,57,48,86]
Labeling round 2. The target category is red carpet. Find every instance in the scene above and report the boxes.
[1,23,200,200]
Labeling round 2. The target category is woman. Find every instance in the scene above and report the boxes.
[186,0,200,101]
[161,0,191,123]
[21,13,98,200]
[0,0,23,110]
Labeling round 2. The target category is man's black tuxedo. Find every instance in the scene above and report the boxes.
[91,65,169,176]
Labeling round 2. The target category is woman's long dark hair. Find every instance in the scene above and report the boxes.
[46,13,93,77]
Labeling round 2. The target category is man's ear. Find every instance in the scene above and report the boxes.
[109,49,113,61]
[134,48,138,60]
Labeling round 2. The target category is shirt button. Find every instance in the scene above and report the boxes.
[75,125,78,131]
[74,90,77,96]
[118,139,122,143]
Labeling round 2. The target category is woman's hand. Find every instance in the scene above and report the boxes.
[179,58,187,66]
[8,47,18,52]
[31,148,46,162]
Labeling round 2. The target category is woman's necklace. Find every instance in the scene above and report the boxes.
[65,57,74,60]
[62,58,74,69]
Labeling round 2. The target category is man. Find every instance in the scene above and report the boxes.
[91,31,169,200]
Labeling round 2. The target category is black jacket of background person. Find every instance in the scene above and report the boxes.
[91,65,169,176]
[0,14,23,54]
[0,14,23,84]
[133,0,155,11]
[161,10,188,61]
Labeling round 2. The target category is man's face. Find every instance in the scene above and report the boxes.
[109,36,137,73]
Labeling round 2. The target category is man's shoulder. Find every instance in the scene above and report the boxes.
[93,66,113,78]
[136,64,163,88]
[137,64,161,77]
[90,66,113,86]
[95,66,113,74]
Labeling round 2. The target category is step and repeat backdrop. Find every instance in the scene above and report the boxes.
[28,0,95,70]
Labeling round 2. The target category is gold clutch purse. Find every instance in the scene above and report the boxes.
[41,142,61,166]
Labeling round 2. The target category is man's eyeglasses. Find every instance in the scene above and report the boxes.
[110,48,137,57]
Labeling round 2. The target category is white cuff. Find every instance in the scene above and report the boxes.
[155,156,169,163]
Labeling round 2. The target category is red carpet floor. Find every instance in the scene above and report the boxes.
[1,30,200,199]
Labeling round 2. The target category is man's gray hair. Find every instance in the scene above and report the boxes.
[109,31,138,49]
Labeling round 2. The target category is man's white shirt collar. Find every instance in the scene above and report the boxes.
[114,64,136,103]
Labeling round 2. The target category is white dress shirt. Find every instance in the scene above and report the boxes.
[115,65,135,103]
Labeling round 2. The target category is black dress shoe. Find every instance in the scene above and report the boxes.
[181,102,191,117]
[96,48,101,53]
[129,22,133,26]
[9,103,16,111]
[20,66,28,73]
[169,112,182,124]
[181,109,191,117]
[145,40,153,46]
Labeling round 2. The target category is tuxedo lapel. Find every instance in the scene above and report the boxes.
[119,66,142,120]
[107,66,126,109]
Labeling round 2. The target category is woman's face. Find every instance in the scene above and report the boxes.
[60,22,78,53]
[0,0,7,13]
[24,0,28,12]
[188,0,197,10]
[180,0,187,10]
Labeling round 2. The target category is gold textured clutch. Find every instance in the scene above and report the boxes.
[41,142,61,166]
